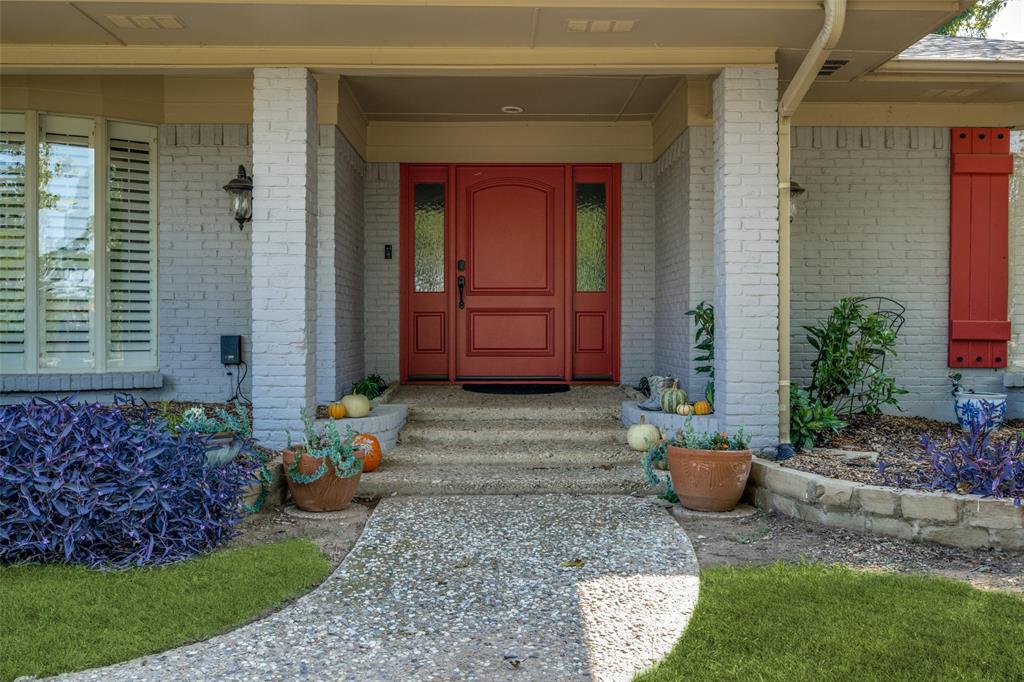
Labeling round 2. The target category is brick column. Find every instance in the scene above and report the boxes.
[711,67,780,450]
[251,68,318,447]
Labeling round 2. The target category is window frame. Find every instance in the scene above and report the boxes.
[1,110,159,375]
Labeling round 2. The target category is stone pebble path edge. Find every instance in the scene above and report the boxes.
[54,495,700,682]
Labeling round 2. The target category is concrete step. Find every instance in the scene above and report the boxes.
[407,404,619,423]
[385,441,640,467]
[356,461,653,496]
[399,419,626,447]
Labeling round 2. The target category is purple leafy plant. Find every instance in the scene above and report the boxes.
[0,397,251,568]
[883,402,1024,506]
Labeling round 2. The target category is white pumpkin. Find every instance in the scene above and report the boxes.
[627,415,661,452]
[676,403,694,417]
[340,393,371,419]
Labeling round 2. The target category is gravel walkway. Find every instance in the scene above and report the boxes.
[56,496,699,682]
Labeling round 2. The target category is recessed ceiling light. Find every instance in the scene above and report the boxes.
[501,105,525,114]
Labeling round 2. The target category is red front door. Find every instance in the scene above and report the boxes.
[455,166,566,379]
[401,164,619,383]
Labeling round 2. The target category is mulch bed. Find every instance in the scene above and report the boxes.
[783,413,1024,485]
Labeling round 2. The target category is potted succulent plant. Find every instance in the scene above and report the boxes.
[666,421,751,512]
[179,401,253,467]
[282,409,363,512]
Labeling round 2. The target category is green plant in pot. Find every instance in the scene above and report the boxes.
[282,409,363,512]
[665,420,751,512]
[179,401,252,467]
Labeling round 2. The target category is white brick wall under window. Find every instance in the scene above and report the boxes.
[157,124,253,402]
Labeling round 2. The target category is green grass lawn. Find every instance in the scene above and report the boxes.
[637,562,1024,682]
[0,538,331,681]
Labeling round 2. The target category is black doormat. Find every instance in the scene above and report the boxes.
[462,383,571,395]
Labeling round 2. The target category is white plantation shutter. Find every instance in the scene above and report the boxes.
[107,122,157,369]
[37,115,96,370]
[0,113,27,372]
[1,111,158,376]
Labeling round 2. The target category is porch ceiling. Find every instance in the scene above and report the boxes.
[345,75,683,122]
[1,1,962,80]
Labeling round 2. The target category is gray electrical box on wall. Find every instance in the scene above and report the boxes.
[220,335,241,365]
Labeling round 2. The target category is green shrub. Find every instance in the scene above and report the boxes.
[805,298,906,418]
[790,385,847,451]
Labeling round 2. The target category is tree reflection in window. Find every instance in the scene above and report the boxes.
[414,183,445,292]
[576,183,607,292]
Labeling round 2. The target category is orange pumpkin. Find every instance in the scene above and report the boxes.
[693,400,713,416]
[327,402,347,420]
[353,433,382,473]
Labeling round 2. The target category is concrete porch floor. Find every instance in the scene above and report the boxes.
[357,385,653,496]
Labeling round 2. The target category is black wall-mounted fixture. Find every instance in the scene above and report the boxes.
[220,335,242,366]
[223,165,253,230]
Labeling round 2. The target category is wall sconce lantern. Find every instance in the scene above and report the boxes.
[789,180,806,222]
[223,165,253,230]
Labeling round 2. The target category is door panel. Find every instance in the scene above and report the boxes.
[456,166,566,379]
[401,164,619,383]
[402,166,452,380]
[572,166,619,380]
[469,183,553,293]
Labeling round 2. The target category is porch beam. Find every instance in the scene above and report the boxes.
[0,45,777,74]
[250,67,319,447]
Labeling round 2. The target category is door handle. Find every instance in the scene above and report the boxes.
[457,275,466,309]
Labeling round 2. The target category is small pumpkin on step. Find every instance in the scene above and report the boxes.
[627,415,661,452]
[660,380,687,414]
[353,433,382,472]
[692,400,713,416]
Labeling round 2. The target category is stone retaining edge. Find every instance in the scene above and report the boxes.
[744,458,1024,550]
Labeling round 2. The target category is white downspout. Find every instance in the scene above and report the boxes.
[777,0,847,456]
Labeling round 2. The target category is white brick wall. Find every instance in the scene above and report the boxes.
[654,127,713,398]
[363,162,401,382]
[157,124,253,402]
[621,163,657,384]
[790,126,1024,420]
[317,126,366,402]
[712,67,780,448]
[251,68,319,447]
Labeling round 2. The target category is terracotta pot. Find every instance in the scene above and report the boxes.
[666,446,752,512]
[282,446,362,512]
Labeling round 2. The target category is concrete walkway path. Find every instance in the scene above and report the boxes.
[58,496,699,682]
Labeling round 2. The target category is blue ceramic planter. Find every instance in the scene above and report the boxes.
[953,391,1007,432]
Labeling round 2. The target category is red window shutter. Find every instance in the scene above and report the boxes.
[949,128,1013,369]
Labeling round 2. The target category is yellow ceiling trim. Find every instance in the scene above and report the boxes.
[794,101,1024,127]
[0,45,778,73]
[365,120,652,162]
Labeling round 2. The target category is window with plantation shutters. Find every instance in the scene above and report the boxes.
[107,123,157,369]
[1,111,158,375]
[38,115,96,370]
[0,113,27,373]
